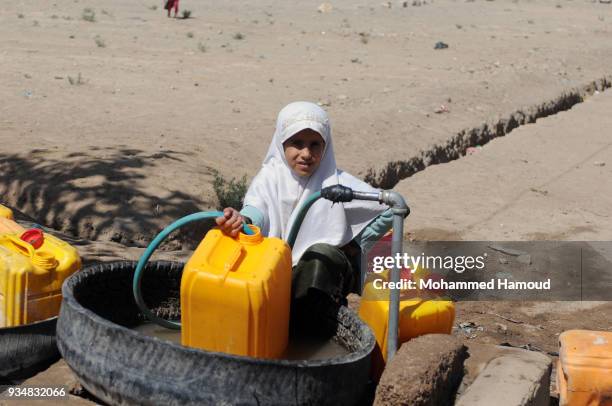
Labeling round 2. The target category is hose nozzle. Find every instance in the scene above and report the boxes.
[320,185,354,203]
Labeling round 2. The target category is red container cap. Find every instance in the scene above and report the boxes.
[20,228,45,249]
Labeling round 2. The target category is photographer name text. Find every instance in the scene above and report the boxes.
[374,278,551,291]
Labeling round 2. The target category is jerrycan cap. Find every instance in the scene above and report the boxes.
[238,224,263,245]
[20,228,45,249]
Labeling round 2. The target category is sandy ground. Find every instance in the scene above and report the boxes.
[1,0,612,246]
[394,88,612,396]
[1,0,612,403]
[397,88,612,241]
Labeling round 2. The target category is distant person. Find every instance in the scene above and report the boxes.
[164,0,179,18]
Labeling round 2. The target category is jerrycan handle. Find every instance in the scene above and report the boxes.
[222,225,263,273]
[2,234,58,272]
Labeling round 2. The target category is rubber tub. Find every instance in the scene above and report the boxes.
[57,261,375,405]
[0,318,60,379]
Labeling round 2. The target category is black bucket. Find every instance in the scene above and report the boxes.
[57,261,375,405]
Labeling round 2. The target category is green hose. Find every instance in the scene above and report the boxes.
[133,211,253,330]
[286,191,322,249]
[134,191,323,330]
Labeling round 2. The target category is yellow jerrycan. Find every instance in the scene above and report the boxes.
[181,225,292,359]
[557,330,612,406]
[0,217,24,234]
[359,268,455,379]
[0,232,81,327]
[0,204,14,220]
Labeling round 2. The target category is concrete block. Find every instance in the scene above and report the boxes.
[460,343,553,392]
[456,351,552,406]
[374,334,467,406]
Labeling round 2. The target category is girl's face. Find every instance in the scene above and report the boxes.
[283,129,325,177]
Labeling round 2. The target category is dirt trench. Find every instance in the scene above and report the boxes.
[365,76,612,189]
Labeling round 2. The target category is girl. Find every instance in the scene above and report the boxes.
[216,102,393,327]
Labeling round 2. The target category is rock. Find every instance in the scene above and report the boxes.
[456,351,552,406]
[434,104,450,114]
[495,322,508,333]
[374,334,467,406]
[317,3,333,13]
[434,41,449,49]
[346,293,361,311]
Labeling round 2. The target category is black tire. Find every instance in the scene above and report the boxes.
[0,318,60,379]
[57,261,375,406]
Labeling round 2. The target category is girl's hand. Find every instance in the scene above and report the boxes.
[215,207,245,237]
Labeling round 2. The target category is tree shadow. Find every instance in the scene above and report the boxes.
[0,148,217,249]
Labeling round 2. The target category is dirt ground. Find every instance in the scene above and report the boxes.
[1,0,612,245]
[1,0,611,403]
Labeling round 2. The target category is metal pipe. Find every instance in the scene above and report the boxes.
[387,211,404,361]
[291,185,410,361]
[351,190,381,201]
[379,191,409,362]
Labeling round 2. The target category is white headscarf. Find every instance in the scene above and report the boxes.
[243,102,388,265]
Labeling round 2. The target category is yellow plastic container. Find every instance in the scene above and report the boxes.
[0,204,13,220]
[0,233,81,327]
[0,216,25,234]
[359,270,455,379]
[180,225,292,359]
[557,330,612,406]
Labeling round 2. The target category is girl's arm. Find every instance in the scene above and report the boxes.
[240,205,265,229]
[355,208,394,252]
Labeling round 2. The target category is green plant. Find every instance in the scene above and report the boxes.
[94,35,106,47]
[186,31,194,38]
[212,170,248,210]
[82,8,95,22]
[17,13,24,19]
[359,32,369,44]
[182,9,191,19]
[67,73,84,85]
[233,32,244,40]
